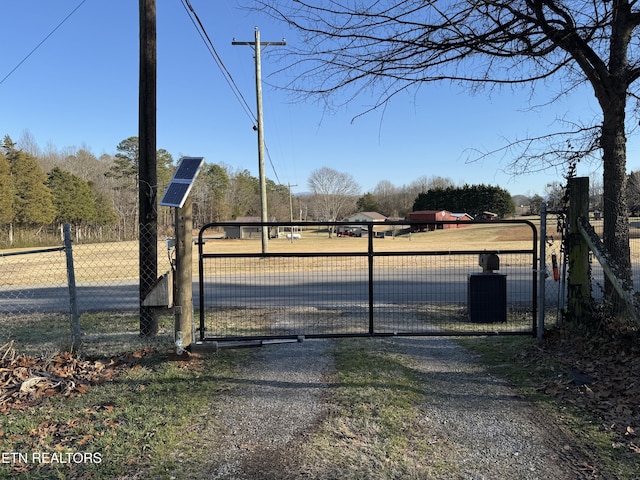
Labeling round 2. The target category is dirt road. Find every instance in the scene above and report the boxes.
[182,337,606,480]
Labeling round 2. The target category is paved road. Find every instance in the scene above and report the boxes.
[0,266,569,315]
[200,267,538,307]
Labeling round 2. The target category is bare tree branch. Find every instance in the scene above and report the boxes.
[250,0,640,301]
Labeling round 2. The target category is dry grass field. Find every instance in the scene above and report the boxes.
[3,218,640,285]
[201,222,540,255]
[197,223,543,275]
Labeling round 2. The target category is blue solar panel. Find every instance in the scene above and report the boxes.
[160,156,204,208]
[173,157,204,181]
[161,183,191,207]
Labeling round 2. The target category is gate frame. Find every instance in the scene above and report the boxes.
[196,220,538,343]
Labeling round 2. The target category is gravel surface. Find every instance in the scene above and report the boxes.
[386,337,600,480]
[206,339,334,479]
[196,336,604,479]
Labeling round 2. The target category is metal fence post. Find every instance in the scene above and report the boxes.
[63,224,82,352]
[538,203,546,342]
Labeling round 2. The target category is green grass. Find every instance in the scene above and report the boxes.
[1,312,174,358]
[0,312,256,479]
[290,339,459,479]
[0,344,253,479]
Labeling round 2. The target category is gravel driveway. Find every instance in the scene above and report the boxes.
[194,336,604,479]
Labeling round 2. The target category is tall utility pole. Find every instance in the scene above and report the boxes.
[139,0,158,336]
[288,183,298,222]
[233,28,285,254]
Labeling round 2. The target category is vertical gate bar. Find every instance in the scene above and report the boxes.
[368,223,374,335]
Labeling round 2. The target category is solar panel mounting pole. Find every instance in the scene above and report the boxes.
[233,28,286,254]
[174,196,192,353]
[160,156,205,353]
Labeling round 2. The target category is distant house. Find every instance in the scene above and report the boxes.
[339,211,387,237]
[409,210,473,231]
[346,212,387,223]
[452,212,474,222]
[478,211,498,220]
[223,216,276,239]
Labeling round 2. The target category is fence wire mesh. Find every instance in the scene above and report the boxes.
[0,226,173,354]
[0,240,172,317]
[198,221,538,341]
[588,216,640,292]
[540,213,640,323]
[3,214,639,353]
[0,247,68,316]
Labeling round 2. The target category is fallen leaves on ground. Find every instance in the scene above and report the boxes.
[0,341,153,413]
[539,327,639,455]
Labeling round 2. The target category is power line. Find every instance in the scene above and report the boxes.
[264,143,281,185]
[0,0,88,86]
[180,1,284,185]
[180,0,255,124]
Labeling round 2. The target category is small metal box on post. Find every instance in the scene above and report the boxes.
[468,253,507,323]
[160,156,205,354]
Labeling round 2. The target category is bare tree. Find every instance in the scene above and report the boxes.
[373,180,401,217]
[308,167,360,234]
[545,181,566,211]
[589,172,604,213]
[256,0,640,304]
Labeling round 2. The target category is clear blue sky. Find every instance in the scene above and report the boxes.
[1,1,636,198]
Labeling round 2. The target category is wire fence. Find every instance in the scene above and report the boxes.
[0,224,173,355]
[199,251,537,340]
[2,214,639,354]
[0,239,172,316]
[540,213,640,320]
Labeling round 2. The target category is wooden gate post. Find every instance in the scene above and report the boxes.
[174,196,193,352]
[566,176,592,320]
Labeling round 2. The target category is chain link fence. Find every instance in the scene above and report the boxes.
[586,215,640,291]
[0,224,173,355]
[3,214,639,354]
[538,209,567,326]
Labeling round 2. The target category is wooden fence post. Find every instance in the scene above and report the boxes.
[566,177,592,320]
[174,196,193,353]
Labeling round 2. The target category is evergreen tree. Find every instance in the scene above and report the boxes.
[413,184,515,218]
[208,164,231,221]
[356,193,382,213]
[0,151,14,225]
[90,185,119,227]
[5,144,55,227]
[230,169,261,218]
[47,167,97,225]
[156,148,174,188]
[106,136,139,182]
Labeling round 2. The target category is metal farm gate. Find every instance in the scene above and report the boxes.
[197,220,538,343]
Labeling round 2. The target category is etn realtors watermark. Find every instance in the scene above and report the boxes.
[2,451,102,464]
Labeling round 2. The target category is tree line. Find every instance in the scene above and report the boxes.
[1,133,565,248]
[412,185,515,219]
[0,134,286,246]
